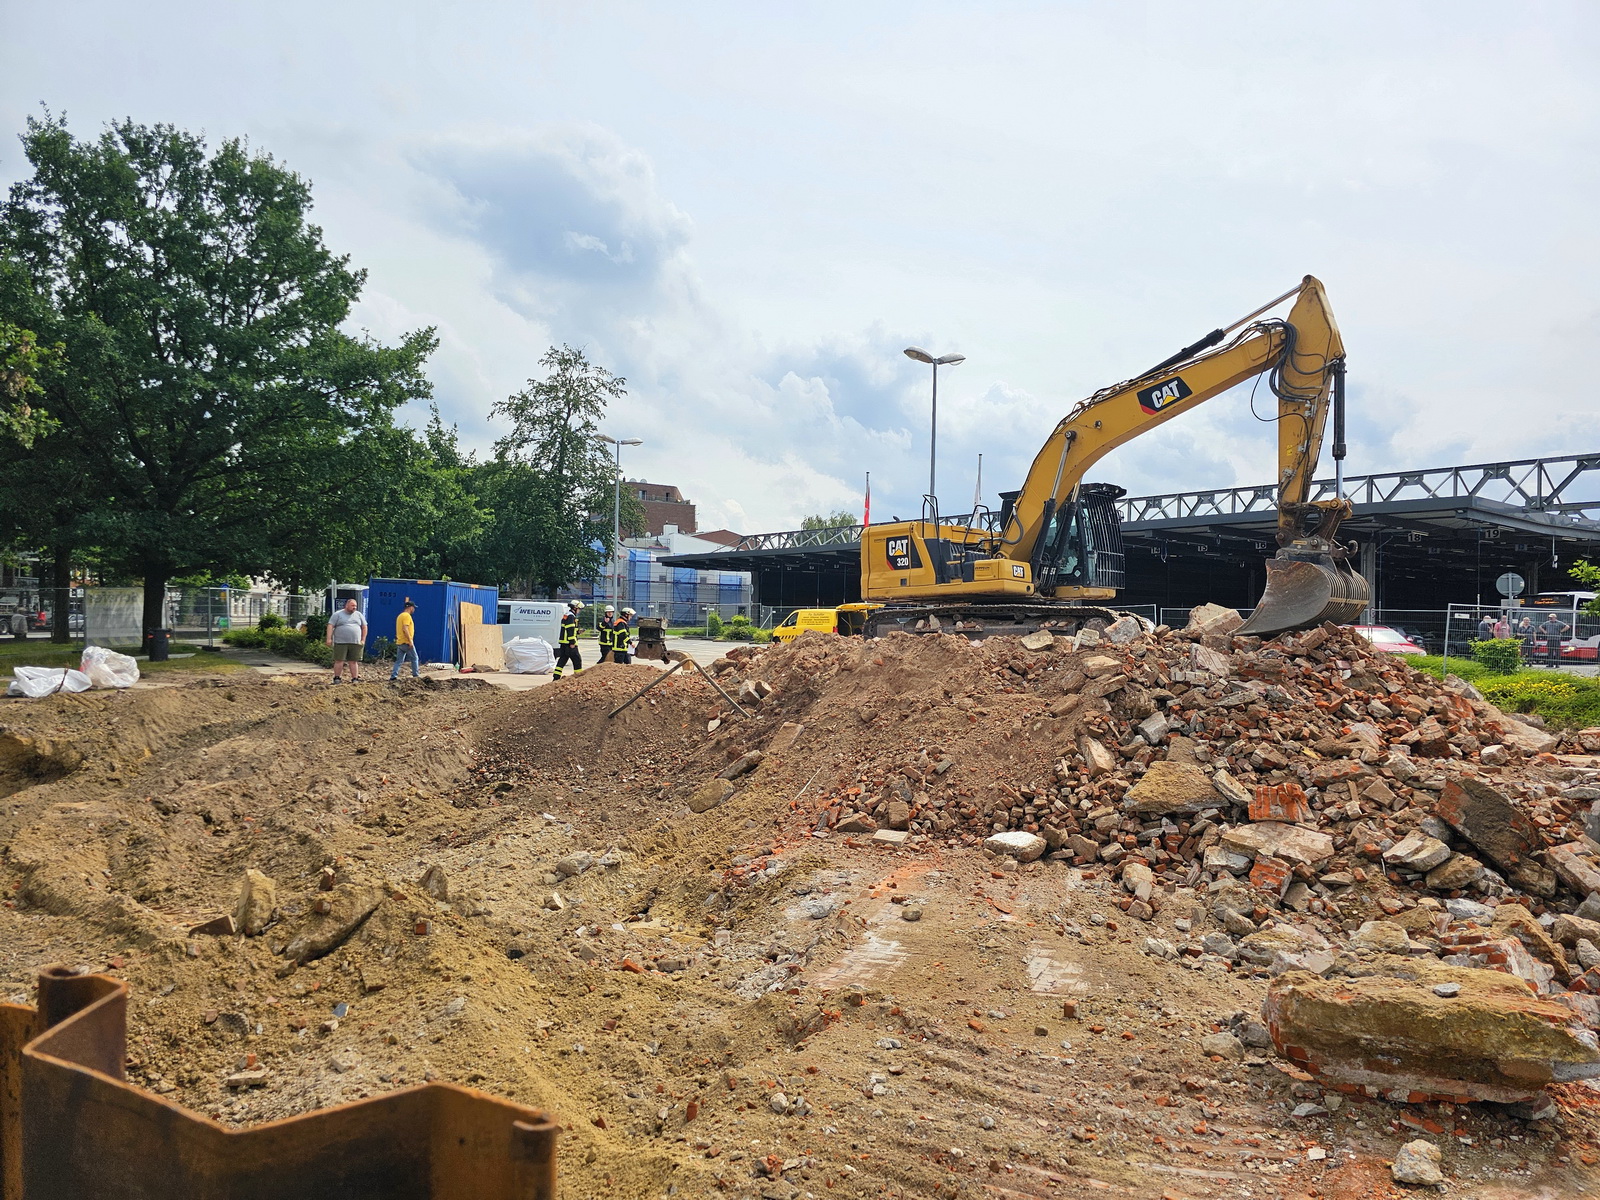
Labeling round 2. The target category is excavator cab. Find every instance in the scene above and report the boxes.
[1017,484,1128,596]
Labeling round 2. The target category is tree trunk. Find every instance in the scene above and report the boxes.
[49,543,72,644]
[141,560,171,646]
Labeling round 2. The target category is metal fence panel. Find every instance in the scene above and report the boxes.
[84,588,144,647]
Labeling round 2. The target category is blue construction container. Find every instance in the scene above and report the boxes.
[365,578,499,665]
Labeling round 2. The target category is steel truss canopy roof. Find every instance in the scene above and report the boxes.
[659,453,1600,574]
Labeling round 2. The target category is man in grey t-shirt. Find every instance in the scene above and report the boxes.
[325,599,368,683]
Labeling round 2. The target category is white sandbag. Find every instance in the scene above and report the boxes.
[81,645,141,688]
[503,636,555,675]
[9,666,93,698]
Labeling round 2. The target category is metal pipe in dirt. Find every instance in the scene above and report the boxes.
[607,659,685,719]
[691,657,751,718]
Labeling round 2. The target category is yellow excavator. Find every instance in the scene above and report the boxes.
[859,275,1369,639]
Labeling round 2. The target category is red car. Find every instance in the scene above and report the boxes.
[1347,624,1425,655]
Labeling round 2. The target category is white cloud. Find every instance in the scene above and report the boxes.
[4,2,1598,530]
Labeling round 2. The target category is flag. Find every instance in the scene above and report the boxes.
[862,473,870,526]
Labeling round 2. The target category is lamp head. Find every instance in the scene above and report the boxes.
[935,353,965,366]
[903,347,935,364]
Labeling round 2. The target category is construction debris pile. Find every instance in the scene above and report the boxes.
[6,616,1600,1197]
[702,605,1600,1107]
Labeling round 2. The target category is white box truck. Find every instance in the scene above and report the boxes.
[497,600,565,646]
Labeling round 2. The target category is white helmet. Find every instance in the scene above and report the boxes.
[569,600,585,611]
[604,605,616,613]
[622,607,635,616]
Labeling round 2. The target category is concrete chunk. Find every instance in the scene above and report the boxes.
[689,778,736,813]
[1391,1141,1443,1187]
[1077,735,1117,777]
[1493,713,1560,754]
[1189,644,1232,677]
[1122,760,1219,816]
[1183,603,1243,639]
[1434,776,1541,872]
[985,831,1046,862]
[1383,830,1452,873]
[1220,821,1335,867]
[233,869,278,936]
[1210,769,1252,807]
[1549,843,1600,897]
[1104,615,1144,645]
[1264,960,1600,1103]
[1551,913,1600,948]
[1425,853,1485,891]
[282,884,384,965]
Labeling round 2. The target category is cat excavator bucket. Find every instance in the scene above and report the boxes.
[1237,543,1369,638]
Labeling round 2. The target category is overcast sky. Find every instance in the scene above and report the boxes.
[6,2,1598,532]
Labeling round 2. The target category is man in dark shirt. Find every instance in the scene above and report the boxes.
[1537,614,1570,665]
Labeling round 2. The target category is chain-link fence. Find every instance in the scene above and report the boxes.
[84,587,330,649]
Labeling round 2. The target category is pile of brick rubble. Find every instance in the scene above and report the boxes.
[722,604,1600,1106]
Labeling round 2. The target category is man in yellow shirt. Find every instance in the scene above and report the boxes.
[390,600,420,681]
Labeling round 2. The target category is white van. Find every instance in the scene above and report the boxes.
[497,600,565,646]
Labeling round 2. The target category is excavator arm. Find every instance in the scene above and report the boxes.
[1000,276,1345,564]
[990,275,1366,635]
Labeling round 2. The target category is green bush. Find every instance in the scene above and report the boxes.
[1410,654,1600,730]
[1410,655,1490,682]
[717,617,772,644]
[1470,638,1522,674]
[304,613,327,642]
[705,611,724,637]
[257,611,284,630]
[1479,673,1600,730]
[224,625,334,667]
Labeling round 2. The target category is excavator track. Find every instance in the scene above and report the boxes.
[864,602,1125,641]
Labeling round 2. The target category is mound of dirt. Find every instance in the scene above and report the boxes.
[3,629,1599,1200]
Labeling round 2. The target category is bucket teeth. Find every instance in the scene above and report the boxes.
[1237,550,1370,638]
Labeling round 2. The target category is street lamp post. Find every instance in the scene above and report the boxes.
[594,434,643,612]
[903,347,965,511]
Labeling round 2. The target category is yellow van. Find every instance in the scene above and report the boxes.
[771,603,881,643]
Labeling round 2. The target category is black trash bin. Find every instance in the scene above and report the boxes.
[145,628,171,662]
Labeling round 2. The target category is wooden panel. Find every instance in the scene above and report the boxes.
[456,602,504,671]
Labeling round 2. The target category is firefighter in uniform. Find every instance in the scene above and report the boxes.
[598,604,617,663]
[613,607,635,665]
[553,600,585,678]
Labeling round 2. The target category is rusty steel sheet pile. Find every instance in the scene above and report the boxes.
[0,966,558,1200]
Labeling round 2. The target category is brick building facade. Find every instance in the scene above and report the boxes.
[629,481,698,536]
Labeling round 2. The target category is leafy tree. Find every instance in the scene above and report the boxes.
[255,409,484,590]
[0,115,436,635]
[484,345,643,595]
[800,509,860,530]
[0,319,57,446]
[0,418,95,641]
[1569,559,1600,616]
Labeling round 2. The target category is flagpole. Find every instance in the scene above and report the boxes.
[972,453,982,516]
